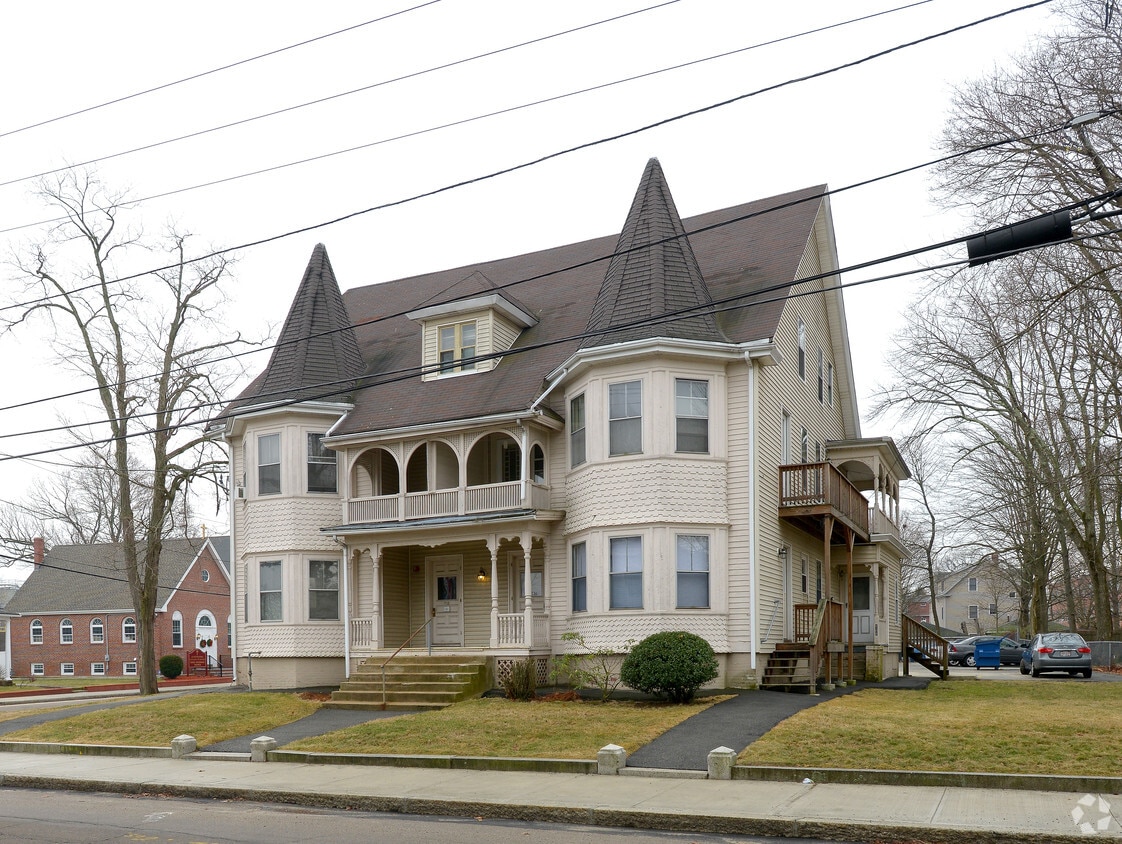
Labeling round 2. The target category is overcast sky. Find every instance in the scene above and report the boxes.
[0,0,1060,575]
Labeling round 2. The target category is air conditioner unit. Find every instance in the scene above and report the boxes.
[235,486,246,500]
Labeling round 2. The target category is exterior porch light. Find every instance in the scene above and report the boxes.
[477,567,487,582]
[777,547,788,561]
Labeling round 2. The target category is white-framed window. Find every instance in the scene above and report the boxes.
[968,605,979,620]
[260,560,283,622]
[438,320,476,373]
[675,379,709,453]
[826,361,834,405]
[570,394,586,468]
[60,662,75,676]
[968,577,978,592]
[816,560,823,602]
[307,432,338,493]
[122,617,136,643]
[258,433,281,495]
[781,411,791,464]
[30,619,43,645]
[608,381,642,456]
[989,603,998,615]
[800,427,809,463]
[30,663,44,676]
[171,613,183,648]
[797,319,806,380]
[227,617,232,648]
[309,560,340,620]
[123,662,137,676]
[90,618,104,644]
[60,618,73,645]
[91,663,106,676]
[531,444,545,484]
[201,568,210,583]
[571,542,587,613]
[676,535,710,609]
[800,557,809,594]
[817,347,824,402]
[609,536,643,609]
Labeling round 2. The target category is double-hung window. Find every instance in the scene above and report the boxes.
[675,379,709,453]
[609,536,643,609]
[30,619,42,645]
[260,561,283,622]
[171,614,183,648]
[797,319,806,380]
[570,395,586,467]
[571,543,587,612]
[60,618,73,644]
[438,321,476,373]
[123,617,137,643]
[258,433,281,495]
[307,433,337,493]
[676,535,709,609]
[308,560,340,620]
[90,618,104,644]
[608,381,642,456]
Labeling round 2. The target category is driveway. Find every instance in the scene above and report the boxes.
[945,664,1122,681]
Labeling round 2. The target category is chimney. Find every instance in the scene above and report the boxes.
[33,537,44,567]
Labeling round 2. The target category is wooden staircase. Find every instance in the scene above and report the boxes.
[902,615,950,679]
[324,654,491,711]
[761,642,817,693]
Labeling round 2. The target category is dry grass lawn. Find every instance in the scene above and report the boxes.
[287,696,725,758]
[2,692,320,748]
[741,679,1122,777]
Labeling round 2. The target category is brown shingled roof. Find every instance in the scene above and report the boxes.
[230,166,826,436]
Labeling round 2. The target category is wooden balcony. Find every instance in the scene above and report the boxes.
[778,462,870,543]
[348,481,551,525]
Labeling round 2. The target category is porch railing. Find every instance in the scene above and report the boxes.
[902,614,950,679]
[794,600,843,644]
[348,481,550,524]
[351,618,374,648]
[779,463,870,535]
[497,612,549,647]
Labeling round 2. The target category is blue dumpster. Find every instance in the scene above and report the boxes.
[974,637,1001,669]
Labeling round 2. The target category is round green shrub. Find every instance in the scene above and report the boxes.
[619,631,718,703]
[159,654,184,679]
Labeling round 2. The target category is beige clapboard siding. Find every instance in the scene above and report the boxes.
[724,358,753,650]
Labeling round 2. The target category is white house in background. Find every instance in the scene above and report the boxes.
[216,158,910,695]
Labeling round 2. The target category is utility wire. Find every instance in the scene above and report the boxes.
[0,551,229,598]
[0,0,934,237]
[0,2,445,141]
[1,216,1112,465]
[0,107,1095,426]
[0,0,1055,322]
[0,1,682,191]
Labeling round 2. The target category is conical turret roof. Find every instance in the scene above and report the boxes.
[249,243,366,405]
[581,158,727,348]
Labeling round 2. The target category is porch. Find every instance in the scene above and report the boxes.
[348,480,552,524]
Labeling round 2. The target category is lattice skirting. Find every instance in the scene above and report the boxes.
[494,656,550,687]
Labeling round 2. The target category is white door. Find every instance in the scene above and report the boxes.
[782,556,793,640]
[430,556,463,646]
[196,612,218,665]
[852,575,874,643]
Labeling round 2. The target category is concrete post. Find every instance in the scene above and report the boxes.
[250,735,278,762]
[170,735,197,759]
[707,746,737,780]
[597,743,627,775]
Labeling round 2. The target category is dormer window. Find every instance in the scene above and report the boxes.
[439,321,477,373]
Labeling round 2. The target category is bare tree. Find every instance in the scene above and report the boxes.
[3,171,239,694]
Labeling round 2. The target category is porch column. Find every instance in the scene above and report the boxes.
[846,528,855,683]
[487,538,499,648]
[522,531,534,648]
[371,548,382,649]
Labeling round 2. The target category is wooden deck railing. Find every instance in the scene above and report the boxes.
[902,614,949,679]
[794,599,845,688]
[779,463,870,535]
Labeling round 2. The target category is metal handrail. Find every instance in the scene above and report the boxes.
[761,598,782,643]
[380,616,435,710]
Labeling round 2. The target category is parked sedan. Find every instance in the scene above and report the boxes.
[1019,632,1093,678]
[949,636,1027,667]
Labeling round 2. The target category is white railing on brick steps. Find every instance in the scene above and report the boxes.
[351,618,373,647]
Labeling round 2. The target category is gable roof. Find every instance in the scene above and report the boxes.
[4,537,229,614]
[232,244,365,410]
[230,163,828,437]
[582,158,726,348]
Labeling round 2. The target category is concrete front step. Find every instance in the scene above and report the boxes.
[324,655,491,711]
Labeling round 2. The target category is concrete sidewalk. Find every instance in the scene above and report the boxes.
[0,747,1118,841]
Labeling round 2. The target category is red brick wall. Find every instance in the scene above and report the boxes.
[9,545,232,679]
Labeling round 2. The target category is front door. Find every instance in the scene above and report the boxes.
[195,612,218,665]
[430,555,463,646]
[852,574,874,643]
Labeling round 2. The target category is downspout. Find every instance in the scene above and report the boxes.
[334,535,351,678]
[529,367,569,414]
[225,439,239,687]
[745,356,759,672]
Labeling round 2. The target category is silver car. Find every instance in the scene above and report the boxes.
[1019,632,1093,678]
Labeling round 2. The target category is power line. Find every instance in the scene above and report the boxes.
[0,0,935,239]
[0,1,445,142]
[0,108,1093,429]
[0,0,1055,323]
[0,1,682,191]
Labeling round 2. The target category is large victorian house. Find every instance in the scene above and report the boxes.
[218,159,912,696]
